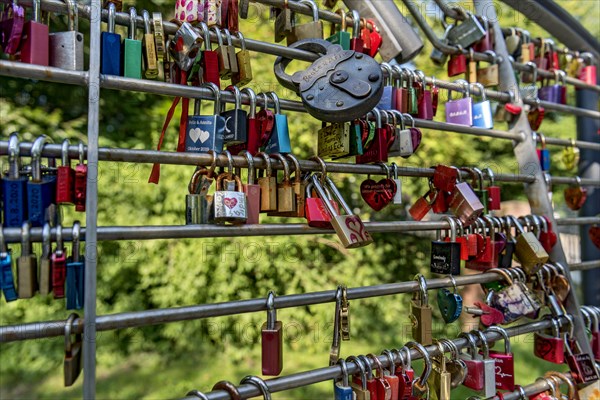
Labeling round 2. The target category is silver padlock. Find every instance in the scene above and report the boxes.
[310,174,373,249]
[49,0,84,70]
[213,173,247,224]
[446,11,486,49]
[430,24,454,66]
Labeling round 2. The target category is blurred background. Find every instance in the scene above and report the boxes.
[0,0,598,398]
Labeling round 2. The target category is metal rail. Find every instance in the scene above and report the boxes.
[181,318,565,400]
[0,272,529,342]
[570,260,600,272]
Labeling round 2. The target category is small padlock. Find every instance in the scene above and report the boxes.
[564,176,587,211]
[213,171,247,225]
[447,180,484,227]
[472,330,497,399]
[410,274,432,345]
[446,11,486,48]
[318,122,351,159]
[2,134,28,227]
[326,9,350,50]
[38,223,53,296]
[445,80,473,126]
[51,224,67,298]
[56,139,75,205]
[430,216,461,276]
[430,341,451,400]
[430,24,453,66]
[19,0,49,66]
[304,179,338,229]
[377,63,396,110]
[152,12,165,79]
[534,318,564,363]
[458,332,486,392]
[267,153,296,215]
[280,154,306,218]
[185,83,225,153]
[471,83,493,129]
[74,142,87,212]
[222,29,239,78]
[486,326,514,391]
[185,168,214,225]
[221,85,248,145]
[167,21,202,72]
[122,7,142,78]
[564,331,599,384]
[476,51,499,87]
[286,0,323,45]
[0,228,18,301]
[256,152,277,212]
[348,356,370,400]
[409,187,437,222]
[232,31,253,86]
[17,221,38,298]
[198,21,220,87]
[213,27,232,79]
[49,0,84,70]
[263,92,291,154]
[0,1,25,55]
[239,151,260,224]
[311,174,373,249]
[436,275,462,323]
[66,221,84,310]
[334,359,356,400]
[203,0,219,27]
[356,108,388,164]
[329,286,343,366]
[261,291,283,376]
[511,216,549,274]
[27,135,57,227]
[367,354,392,400]
[64,313,82,386]
[142,10,158,79]
[483,168,501,211]
[273,3,295,43]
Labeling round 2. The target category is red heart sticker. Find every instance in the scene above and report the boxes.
[223,198,238,209]
[360,178,397,211]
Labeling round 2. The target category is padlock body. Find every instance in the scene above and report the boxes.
[74,164,87,212]
[56,165,75,204]
[514,232,549,273]
[2,177,28,227]
[460,354,485,391]
[487,186,501,210]
[49,31,84,70]
[20,21,49,65]
[39,257,52,296]
[243,183,261,224]
[51,252,67,298]
[472,100,493,129]
[101,31,122,75]
[566,352,599,384]
[261,321,283,376]
[222,109,248,144]
[330,215,373,249]
[123,38,143,78]
[17,255,38,298]
[27,177,57,227]
[448,182,484,227]
[333,382,355,400]
[213,190,247,224]
[1,253,18,301]
[533,333,564,363]
[264,114,291,154]
[488,351,514,391]
[64,341,82,386]
[66,259,85,310]
[186,115,225,153]
[186,194,212,224]
[430,241,460,275]
[410,300,432,345]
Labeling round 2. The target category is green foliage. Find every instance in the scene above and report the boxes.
[0,1,596,398]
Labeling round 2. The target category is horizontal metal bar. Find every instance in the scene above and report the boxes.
[570,260,600,271]
[540,135,600,151]
[0,141,538,183]
[549,176,600,186]
[182,318,564,400]
[0,272,508,342]
[555,217,600,226]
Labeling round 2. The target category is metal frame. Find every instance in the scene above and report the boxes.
[0,0,598,398]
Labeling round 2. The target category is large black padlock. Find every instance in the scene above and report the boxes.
[274,39,383,122]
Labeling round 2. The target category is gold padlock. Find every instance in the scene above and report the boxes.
[64,313,83,386]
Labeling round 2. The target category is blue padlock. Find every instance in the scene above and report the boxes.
[376,63,395,110]
[471,83,494,129]
[27,136,57,227]
[2,134,28,227]
[536,133,551,172]
[334,358,356,400]
[0,228,17,302]
[264,92,291,154]
[66,221,85,310]
[100,2,122,75]
[185,83,225,153]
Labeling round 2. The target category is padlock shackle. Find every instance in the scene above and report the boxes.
[60,139,70,167]
[256,152,272,178]
[380,62,393,86]
[357,355,373,380]
[235,31,247,51]
[433,341,446,370]
[381,349,396,375]
[458,332,478,359]
[77,142,85,165]
[267,92,281,115]
[525,61,538,85]
[471,329,490,358]
[336,358,350,387]
[298,0,318,21]
[72,221,81,263]
[398,346,411,370]
[486,326,511,354]
[20,221,31,256]
[240,151,255,185]
[442,216,457,242]
[266,291,276,330]
[270,153,291,183]
[285,154,302,184]
[42,223,51,258]
[31,135,52,182]
[64,0,78,33]
[142,9,151,34]
[406,341,432,388]
[64,313,79,353]
[366,353,386,378]
[471,82,487,102]
[0,225,7,254]
[223,85,242,111]
[324,176,352,216]
[330,9,346,35]
[223,28,234,46]
[127,7,137,40]
[107,2,116,33]
[8,133,20,179]
[346,356,368,391]
[350,9,360,39]
[55,224,64,255]
[210,26,224,46]
[414,273,428,306]
[199,22,211,51]
[240,87,256,117]
[390,162,399,180]
[239,376,272,400]
[200,82,221,114]
[368,108,382,129]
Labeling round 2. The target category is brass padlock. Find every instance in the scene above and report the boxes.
[430,341,452,400]
[64,313,83,386]
[267,154,296,215]
[410,274,433,345]
[38,223,53,296]
[286,0,323,45]
[17,221,38,298]
[257,152,277,212]
[511,216,549,274]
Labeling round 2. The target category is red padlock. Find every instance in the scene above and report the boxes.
[366,19,382,58]
[409,189,437,221]
[199,22,220,88]
[19,0,49,66]
[74,143,87,212]
[430,188,448,214]
[381,350,400,400]
[261,291,283,376]
[578,64,597,86]
[56,139,75,205]
[227,88,261,156]
[533,318,564,364]
[51,225,67,299]
[368,354,393,400]
[356,109,388,164]
[448,52,467,77]
[432,165,459,193]
[348,10,363,53]
[484,168,501,210]
[394,347,414,400]
[487,326,515,391]
[459,332,486,391]
[304,179,339,228]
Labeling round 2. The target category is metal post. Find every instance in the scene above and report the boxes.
[473,0,595,359]
[83,0,101,398]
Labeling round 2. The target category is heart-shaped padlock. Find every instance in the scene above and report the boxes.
[274,39,383,122]
[437,287,463,323]
[360,178,396,211]
[564,180,587,211]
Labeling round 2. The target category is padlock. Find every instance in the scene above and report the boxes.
[186,83,225,153]
[213,172,247,224]
[222,29,239,78]
[348,10,363,52]
[213,27,232,79]
[391,66,408,113]
[64,313,82,386]
[578,63,597,86]
[436,275,462,323]
[312,174,373,249]
[528,100,545,132]
[406,341,433,399]
[122,7,142,78]
[380,350,399,400]
[476,51,499,87]
[487,268,541,322]
[483,168,501,211]
[185,168,214,225]
[367,354,393,400]
[286,0,323,45]
[458,332,486,392]
[326,9,350,50]
[261,291,283,376]
[73,142,87,212]
[168,21,202,72]
[39,223,53,296]
[278,154,306,218]
[318,122,351,159]
[446,11,486,48]
[347,356,370,400]
[473,16,493,52]
[203,0,220,27]
[356,108,388,164]
[17,221,38,298]
[377,63,396,110]
[19,0,49,66]
[49,0,84,71]
[221,85,248,145]
[430,216,461,276]
[486,326,514,391]
[263,92,291,154]
[238,151,260,224]
[2,134,28,227]
[395,347,415,399]
[410,274,432,345]
[511,216,548,274]
[445,80,473,126]
[470,167,489,215]
[56,139,75,205]
[273,3,295,43]
[274,39,383,123]
[447,52,467,77]
[447,181,484,227]
[430,341,451,400]
[415,70,433,121]
[0,1,25,55]
[304,179,339,229]
[472,330,497,399]
[566,336,600,384]
[564,176,587,211]
[0,228,18,301]
[471,83,493,129]
[390,163,402,205]
[198,21,220,87]
[329,286,344,365]
[364,19,382,58]
[334,359,356,400]
[467,48,478,84]
[66,221,84,310]
[409,187,437,222]
[174,0,203,24]
[359,167,396,212]
[232,31,252,86]
[353,355,378,400]
[27,135,57,227]
[430,24,453,66]
[152,12,165,79]
[267,154,296,215]
[256,152,277,212]
[51,224,67,298]
[405,70,418,115]
[142,10,158,79]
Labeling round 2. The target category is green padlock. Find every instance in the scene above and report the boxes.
[123,7,142,79]
[325,9,350,50]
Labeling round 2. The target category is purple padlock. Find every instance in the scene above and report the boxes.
[0,1,25,55]
[445,80,473,126]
